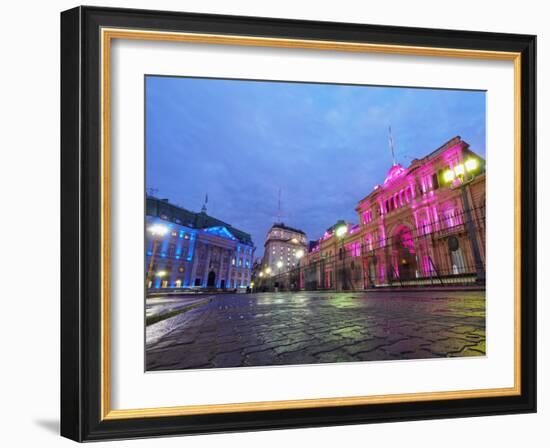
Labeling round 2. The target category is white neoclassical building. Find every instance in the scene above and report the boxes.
[145,196,255,290]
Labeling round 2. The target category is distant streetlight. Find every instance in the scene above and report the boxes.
[259,272,264,278]
[148,224,169,237]
[295,249,305,259]
[443,169,455,183]
[276,260,284,278]
[146,223,168,288]
[335,225,347,238]
[465,158,479,172]
[443,158,479,185]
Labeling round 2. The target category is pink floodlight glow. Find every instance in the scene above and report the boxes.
[309,244,320,253]
[322,231,333,241]
[440,144,462,163]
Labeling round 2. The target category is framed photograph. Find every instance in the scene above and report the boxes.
[61,6,536,441]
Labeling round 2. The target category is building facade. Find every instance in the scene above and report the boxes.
[261,223,307,276]
[146,197,255,290]
[299,136,486,290]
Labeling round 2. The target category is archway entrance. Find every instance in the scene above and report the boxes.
[207,270,216,287]
[392,225,417,280]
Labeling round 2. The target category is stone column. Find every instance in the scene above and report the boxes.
[189,242,200,286]
[202,244,212,287]
[225,248,233,287]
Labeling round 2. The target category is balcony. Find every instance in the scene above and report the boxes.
[436,223,465,239]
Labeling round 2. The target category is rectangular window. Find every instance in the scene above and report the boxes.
[362,210,372,224]
[432,172,440,190]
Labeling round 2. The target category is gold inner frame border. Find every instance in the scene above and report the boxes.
[99,27,522,420]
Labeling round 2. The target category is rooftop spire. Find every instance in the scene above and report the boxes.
[388,125,397,166]
[201,193,208,213]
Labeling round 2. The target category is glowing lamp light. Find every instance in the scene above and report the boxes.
[265,267,272,274]
[148,224,168,236]
[454,164,465,176]
[291,238,298,244]
[295,249,305,259]
[465,158,479,172]
[156,270,167,277]
[443,169,455,183]
[276,261,284,269]
[259,272,264,278]
[335,225,347,238]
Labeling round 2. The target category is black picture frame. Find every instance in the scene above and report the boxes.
[61,5,536,442]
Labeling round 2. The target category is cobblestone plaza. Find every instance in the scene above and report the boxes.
[146,290,485,371]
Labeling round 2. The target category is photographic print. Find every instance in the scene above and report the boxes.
[144,76,486,371]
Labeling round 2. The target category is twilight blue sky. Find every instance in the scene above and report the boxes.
[146,76,486,258]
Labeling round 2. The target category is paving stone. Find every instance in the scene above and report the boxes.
[212,350,243,368]
[244,349,278,366]
[383,337,430,356]
[426,338,478,356]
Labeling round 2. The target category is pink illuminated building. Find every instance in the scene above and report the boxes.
[300,136,486,289]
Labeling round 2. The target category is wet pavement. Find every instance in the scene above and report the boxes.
[146,295,214,319]
[145,290,486,371]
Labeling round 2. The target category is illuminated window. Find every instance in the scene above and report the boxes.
[364,235,373,251]
[362,210,372,224]
[167,244,176,257]
[421,219,432,235]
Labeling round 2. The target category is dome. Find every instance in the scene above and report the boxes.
[384,164,406,184]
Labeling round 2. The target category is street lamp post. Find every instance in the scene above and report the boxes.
[264,267,272,291]
[295,249,304,290]
[336,224,348,290]
[145,223,168,288]
[443,158,485,283]
[276,260,284,289]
